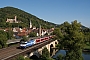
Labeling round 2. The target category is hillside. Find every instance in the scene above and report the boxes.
[0,6,56,28]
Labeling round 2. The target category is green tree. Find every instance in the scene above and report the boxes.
[42,47,50,58]
[56,54,64,60]
[14,55,31,60]
[0,30,7,48]
[16,55,25,60]
[63,20,84,60]
[41,47,54,60]
[53,28,63,49]
[6,30,13,40]
[29,32,37,37]
[54,20,85,60]
[21,36,28,42]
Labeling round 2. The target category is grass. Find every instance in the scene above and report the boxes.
[84,42,90,49]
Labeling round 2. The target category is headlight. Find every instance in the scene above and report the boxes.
[20,44,26,46]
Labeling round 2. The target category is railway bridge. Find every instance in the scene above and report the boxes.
[0,39,58,60]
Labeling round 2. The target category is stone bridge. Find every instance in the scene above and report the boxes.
[26,40,58,59]
[0,39,58,60]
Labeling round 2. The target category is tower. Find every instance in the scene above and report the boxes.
[39,25,41,36]
[30,20,32,28]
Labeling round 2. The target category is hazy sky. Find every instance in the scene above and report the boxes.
[0,0,90,27]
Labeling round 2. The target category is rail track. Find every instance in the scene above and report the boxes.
[0,39,54,60]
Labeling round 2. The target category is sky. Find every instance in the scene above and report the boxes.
[0,0,90,27]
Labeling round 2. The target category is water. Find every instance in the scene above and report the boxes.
[53,50,90,60]
[83,52,90,60]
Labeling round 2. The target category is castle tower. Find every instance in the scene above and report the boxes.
[30,20,32,28]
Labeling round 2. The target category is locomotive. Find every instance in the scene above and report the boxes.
[20,35,53,48]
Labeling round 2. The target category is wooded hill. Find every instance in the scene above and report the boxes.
[0,6,57,28]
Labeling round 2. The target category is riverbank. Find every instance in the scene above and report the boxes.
[53,49,90,60]
[83,49,90,52]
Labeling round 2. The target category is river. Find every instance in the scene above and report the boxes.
[53,50,90,60]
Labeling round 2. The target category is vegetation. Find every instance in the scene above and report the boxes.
[82,26,90,49]
[53,20,87,60]
[29,32,37,37]
[20,36,28,42]
[0,6,57,29]
[41,47,54,60]
[6,30,13,39]
[56,54,64,60]
[0,30,7,48]
[14,55,31,60]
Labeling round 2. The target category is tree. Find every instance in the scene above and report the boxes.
[53,28,63,40]
[41,47,54,60]
[20,36,28,42]
[29,32,37,37]
[56,54,64,60]
[16,55,25,60]
[15,55,32,60]
[0,30,7,48]
[6,30,13,40]
[62,20,84,60]
[42,47,50,58]
[53,20,85,60]
[52,28,63,49]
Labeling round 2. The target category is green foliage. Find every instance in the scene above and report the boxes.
[41,47,51,60]
[16,55,25,60]
[42,47,50,58]
[0,30,7,48]
[56,54,64,60]
[65,49,83,60]
[6,30,13,39]
[14,55,32,60]
[82,27,90,44]
[54,20,85,60]
[0,6,56,28]
[53,28,63,40]
[29,32,37,37]
[21,36,28,42]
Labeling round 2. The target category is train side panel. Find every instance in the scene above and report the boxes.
[20,35,53,49]
[35,38,41,44]
[26,39,35,47]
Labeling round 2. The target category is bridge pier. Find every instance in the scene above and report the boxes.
[28,40,58,59]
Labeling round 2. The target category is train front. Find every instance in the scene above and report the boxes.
[20,41,27,48]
